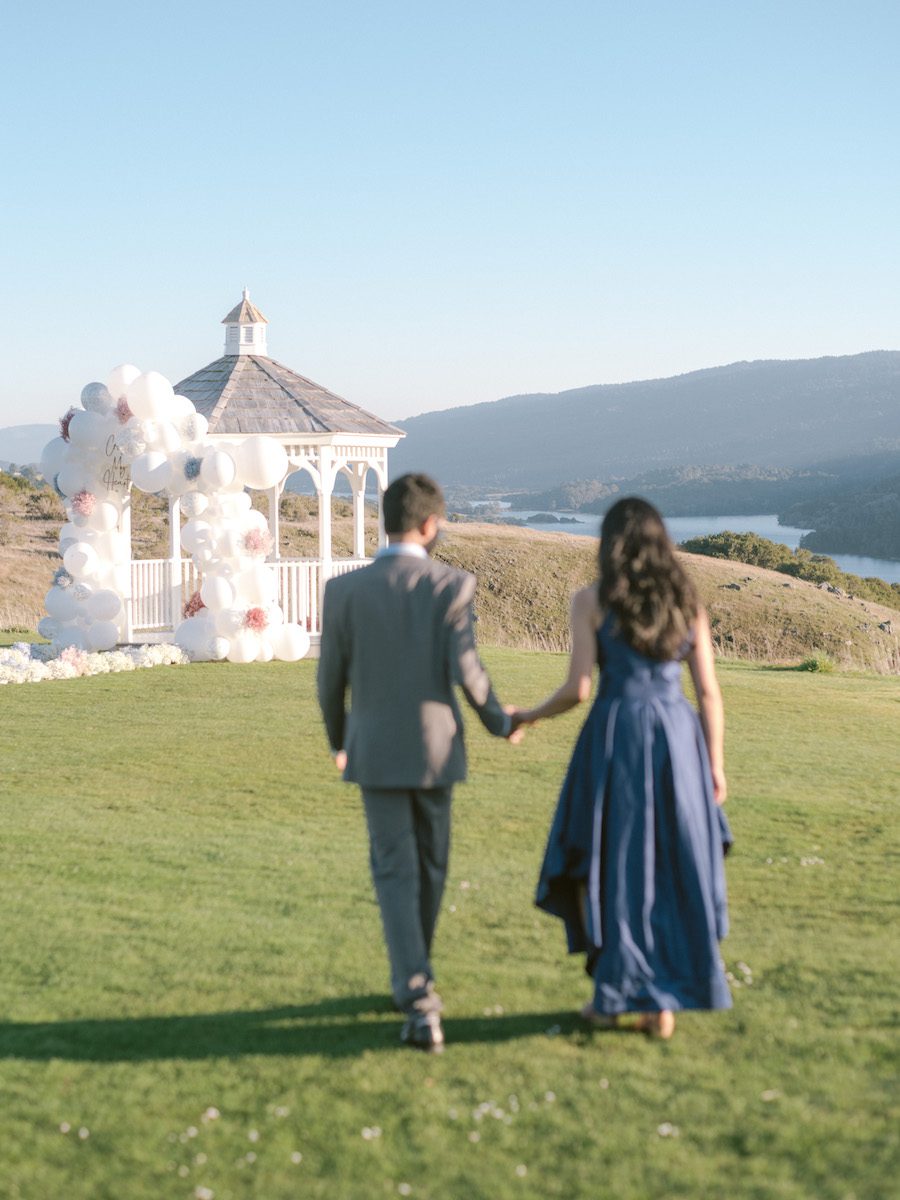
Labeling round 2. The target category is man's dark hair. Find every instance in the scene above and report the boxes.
[383,473,446,534]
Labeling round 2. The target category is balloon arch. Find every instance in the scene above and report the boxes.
[40,364,312,663]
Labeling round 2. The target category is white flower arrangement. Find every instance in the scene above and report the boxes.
[0,642,189,685]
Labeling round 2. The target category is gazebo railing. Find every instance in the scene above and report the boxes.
[127,556,371,641]
[129,559,200,638]
[276,557,371,632]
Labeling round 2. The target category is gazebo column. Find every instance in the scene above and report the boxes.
[267,484,281,560]
[373,455,389,550]
[168,495,182,626]
[348,462,368,559]
[317,446,335,583]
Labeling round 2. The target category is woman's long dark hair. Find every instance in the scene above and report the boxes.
[598,497,698,660]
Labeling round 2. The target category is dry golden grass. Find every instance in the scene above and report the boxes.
[438,522,900,672]
[0,481,380,631]
[1,479,897,671]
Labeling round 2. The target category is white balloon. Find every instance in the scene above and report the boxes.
[271,623,311,662]
[255,640,275,663]
[171,394,195,419]
[87,589,122,621]
[154,420,183,454]
[233,437,289,490]
[55,462,89,498]
[37,616,59,639]
[165,470,191,498]
[218,527,243,559]
[180,519,213,554]
[181,491,209,518]
[67,409,109,449]
[63,541,99,579]
[193,610,217,638]
[199,450,236,491]
[200,575,235,612]
[130,451,173,494]
[44,586,79,622]
[181,411,208,441]
[174,620,200,655]
[232,564,276,606]
[226,630,259,663]
[41,437,70,478]
[56,625,88,651]
[208,636,230,661]
[106,363,141,400]
[244,508,270,532]
[267,604,284,626]
[87,500,120,533]
[86,620,118,652]
[216,492,252,521]
[101,531,129,562]
[126,370,175,420]
[81,381,114,413]
[174,611,217,659]
[214,607,244,637]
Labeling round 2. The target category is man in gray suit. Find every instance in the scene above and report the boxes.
[317,473,519,1053]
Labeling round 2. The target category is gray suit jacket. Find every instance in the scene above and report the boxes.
[317,553,507,788]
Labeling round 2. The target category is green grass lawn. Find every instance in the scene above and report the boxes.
[1,650,897,1200]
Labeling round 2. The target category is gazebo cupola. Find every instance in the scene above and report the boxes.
[223,288,269,356]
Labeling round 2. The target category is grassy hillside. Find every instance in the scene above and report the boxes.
[2,475,897,671]
[1,648,897,1199]
[437,523,900,672]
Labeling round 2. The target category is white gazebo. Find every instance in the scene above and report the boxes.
[126,292,403,649]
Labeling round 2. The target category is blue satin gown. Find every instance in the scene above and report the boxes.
[536,614,733,1014]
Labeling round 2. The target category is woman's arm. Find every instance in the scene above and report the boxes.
[686,607,727,804]
[517,587,600,724]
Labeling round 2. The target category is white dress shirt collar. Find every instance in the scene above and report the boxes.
[376,543,429,560]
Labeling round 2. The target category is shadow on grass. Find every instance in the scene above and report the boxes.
[0,994,586,1061]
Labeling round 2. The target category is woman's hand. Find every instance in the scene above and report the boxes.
[712,764,727,805]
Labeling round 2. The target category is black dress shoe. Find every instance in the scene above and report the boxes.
[400,1010,445,1054]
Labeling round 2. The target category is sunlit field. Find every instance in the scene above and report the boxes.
[1,649,897,1199]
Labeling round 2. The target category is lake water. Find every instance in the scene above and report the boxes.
[488,508,900,585]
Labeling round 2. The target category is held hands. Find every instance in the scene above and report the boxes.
[504,705,534,744]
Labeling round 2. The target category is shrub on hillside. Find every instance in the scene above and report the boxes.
[681,532,900,610]
[25,491,65,521]
[798,654,836,673]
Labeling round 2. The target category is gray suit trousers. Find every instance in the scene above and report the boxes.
[361,787,452,1014]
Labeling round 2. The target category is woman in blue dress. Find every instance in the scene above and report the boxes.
[520,497,732,1039]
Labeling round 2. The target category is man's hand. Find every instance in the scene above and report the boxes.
[334,750,348,772]
[504,706,527,744]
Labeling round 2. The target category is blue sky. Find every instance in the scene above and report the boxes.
[2,0,898,426]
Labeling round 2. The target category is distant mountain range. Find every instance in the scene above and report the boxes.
[391,352,900,489]
[0,423,57,469]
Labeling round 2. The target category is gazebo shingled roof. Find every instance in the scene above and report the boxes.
[174,354,404,438]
